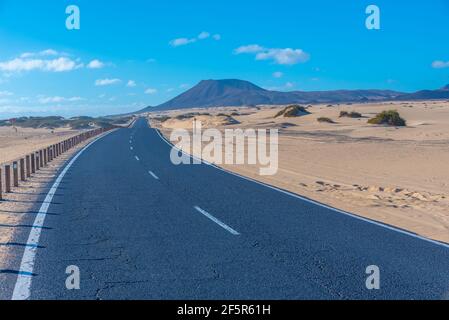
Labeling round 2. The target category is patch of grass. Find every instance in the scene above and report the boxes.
[275,105,310,118]
[317,117,335,124]
[0,116,130,130]
[339,111,362,118]
[153,116,170,123]
[174,112,210,120]
[367,110,406,126]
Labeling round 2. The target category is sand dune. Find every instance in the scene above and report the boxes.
[151,100,449,243]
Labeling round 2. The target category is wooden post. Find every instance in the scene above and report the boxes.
[0,168,2,200]
[20,158,25,181]
[5,165,11,193]
[13,161,19,187]
[26,155,31,177]
[36,153,40,171]
[31,153,36,174]
[44,149,47,166]
[39,150,43,167]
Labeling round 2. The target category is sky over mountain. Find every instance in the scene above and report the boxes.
[0,0,448,118]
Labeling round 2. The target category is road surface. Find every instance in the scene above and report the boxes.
[1,118,449,300]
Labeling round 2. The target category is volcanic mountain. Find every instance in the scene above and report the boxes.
[137,79,449,112]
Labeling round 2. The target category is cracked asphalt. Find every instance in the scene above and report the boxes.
[2,118,449,300]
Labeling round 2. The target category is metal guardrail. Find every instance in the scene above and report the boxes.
[0,127,113,200]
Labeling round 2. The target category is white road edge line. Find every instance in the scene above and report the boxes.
[154,128,449,250]
[148,171,159,180]
[194,206,240,236]
[11,130,115,300]
[135,156,140,161]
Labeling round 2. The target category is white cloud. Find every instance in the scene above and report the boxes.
[256,48,309,65]
[146,58,157,63]
[179,83,190,89]
[127,80,137,87]
[170,31,220,47]
[67,96,83,102]
[285,82,295,88]
[235,45,310,65]
[145,88,158,95]
[38,96,84,104]
[38,96,65,104]
[198,31,210,40]
[166,88,175,93]
[95,78,122,86]
[432,60,449,69]
[0,91,13,97]
[234,44,265,54]
[170,38,197,47]
[0,57,81,73]
[0,50,109,74]
[20,49,59,58]
[87,59,105,69]
[45,57,81,72]
[273,71,283,78]
[40,49,59,56]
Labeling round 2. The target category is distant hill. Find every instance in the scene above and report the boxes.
[395,84,449,100]
[137,79,449,113]
[0,116,133,130]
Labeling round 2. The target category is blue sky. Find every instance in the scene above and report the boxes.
[0,0,448,119]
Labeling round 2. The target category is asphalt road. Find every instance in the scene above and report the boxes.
[2,118,449,300]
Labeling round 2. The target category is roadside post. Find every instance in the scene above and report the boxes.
[5,165,11,193]
[13,161,19,187]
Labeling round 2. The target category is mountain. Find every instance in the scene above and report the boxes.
[395,84,449,100]
[138,79,449,113]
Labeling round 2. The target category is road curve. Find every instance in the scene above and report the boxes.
[2,118,449,300]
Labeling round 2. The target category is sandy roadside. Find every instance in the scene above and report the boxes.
[0,127,81,164]
[0,129,115,273]
[151,101,449,244]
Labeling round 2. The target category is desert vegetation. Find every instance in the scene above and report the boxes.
[367,110,406,126]
[275,105,310,118]
[0,116,133,130]
[339,111,362,118]
[317,117,335,124]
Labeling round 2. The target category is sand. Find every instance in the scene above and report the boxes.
[0,126,80,164]
[151,100,449,244]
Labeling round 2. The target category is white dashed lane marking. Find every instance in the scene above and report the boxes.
[194,206,240,236]
[148,171,159,180]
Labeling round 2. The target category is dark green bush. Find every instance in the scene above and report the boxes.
[153,116,170,123]
[275,105,310,118]
[339,111,362,118]
[317,117,335,124]
[367,110,406,126]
